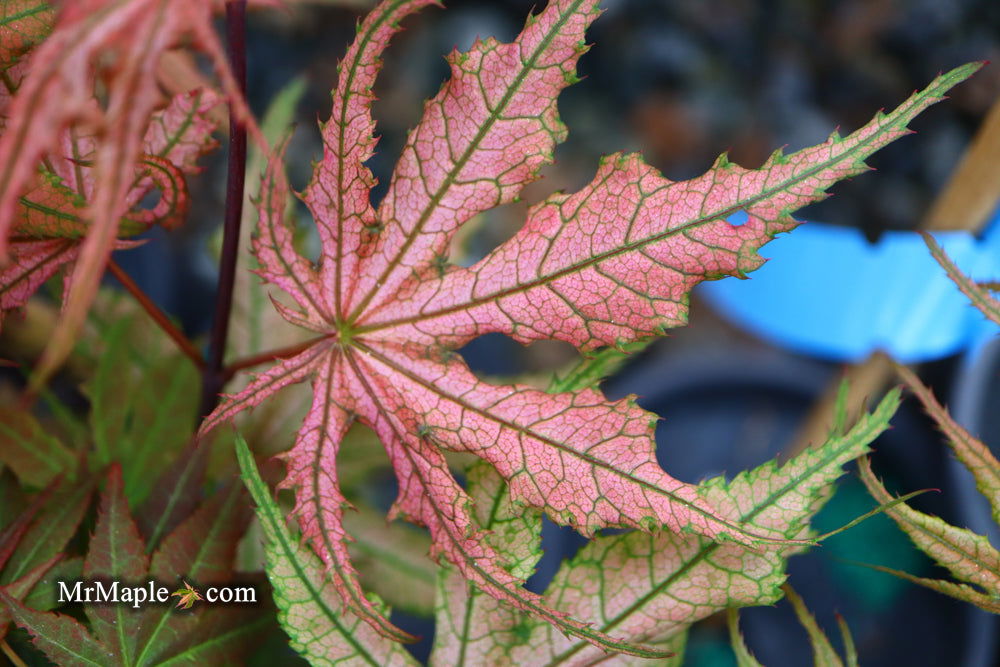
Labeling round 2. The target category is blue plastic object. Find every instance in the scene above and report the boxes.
[698,213,1000,363]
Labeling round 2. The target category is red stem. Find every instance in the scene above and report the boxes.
[108,260,205,370]
[222,335,329,382]
[199,0,248,420]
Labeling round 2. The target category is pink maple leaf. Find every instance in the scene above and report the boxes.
[0,88,222,334]
[200,0,978,656]
[0,0,252,387]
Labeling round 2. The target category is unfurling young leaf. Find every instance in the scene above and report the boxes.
[196,0,976,656]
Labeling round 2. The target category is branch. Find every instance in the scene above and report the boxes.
[199,0,248,420]
[107,260,204,370]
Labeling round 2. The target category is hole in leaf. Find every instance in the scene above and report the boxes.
[525,518,587,594]
[447,203,525,267]
[728,209,749,226]
[458,334,579,383]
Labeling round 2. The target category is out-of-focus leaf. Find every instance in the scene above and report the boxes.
[896,363,1000,524]
[133,481,252,665]
[0,590,109,667]
[0,408,76,487]
[82,465,148,665]
[154,606,273,666]
[0,475,92,585]
[0,554,61,643]
[858,456,1000,611]
[922,231,1000,326]
[0,238,78,333]
[0,477,52,572]
[3,450,270,666]
[782,584,844,667]
[727,609,764,667]
[345,503,435,617]
[836,613,858,667]
[0,0,245,389]
[86,313,199,505]
[337,423,393,493]
[0,468,27,532]
[136,439,208,554]
[226,76,312,455]
[853,562,1000,614]
[20,556,81,611]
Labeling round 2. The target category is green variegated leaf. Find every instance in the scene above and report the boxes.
[858,456,1000,611]
[896,364,1000,524]
[782,585,843,667]
[235,435,418,666]
[499,392,899,665]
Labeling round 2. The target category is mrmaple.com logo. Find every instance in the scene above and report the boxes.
[57,579,257,609]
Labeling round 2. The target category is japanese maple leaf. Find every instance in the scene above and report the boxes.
[0,87,221,334]
[0,0,252,386]
[200,0,978,656]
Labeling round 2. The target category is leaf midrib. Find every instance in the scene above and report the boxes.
[546,401,892,665]
[355,70,959,336]
[344,0,586,325]
[0,3,49,30]
[238,439,389,667]
[329,0,411,319]
[354,339,773,543]
[0,240,74,296]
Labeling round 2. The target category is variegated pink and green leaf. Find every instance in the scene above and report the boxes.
[481,392,898,666]
[858,456,1000,613]
[922,231,1000,327]
[425,391,893,665]
[896,364,1000,524]
[236,436,419,667]
[197,0,978,656]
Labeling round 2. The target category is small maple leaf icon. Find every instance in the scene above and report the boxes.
[170,581,202,610]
